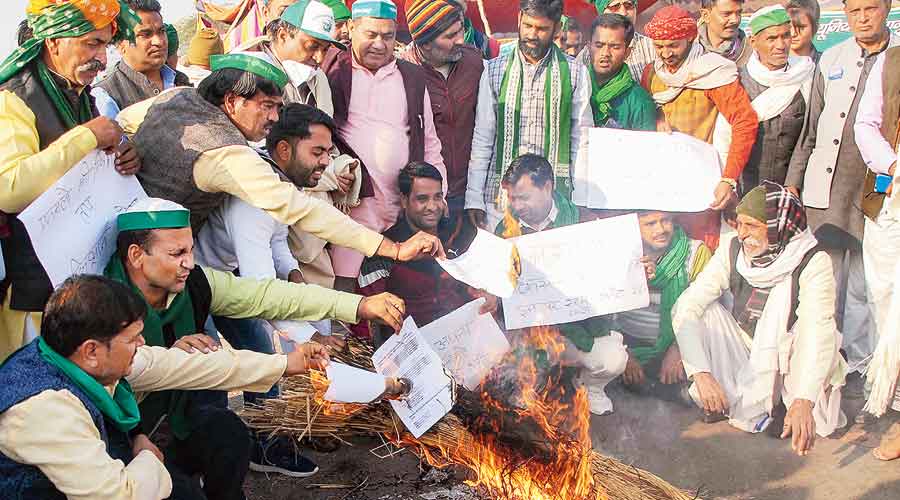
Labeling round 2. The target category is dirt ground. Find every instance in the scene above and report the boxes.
[243,374,900,500]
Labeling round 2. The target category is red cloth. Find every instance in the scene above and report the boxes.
[644,5,698,41]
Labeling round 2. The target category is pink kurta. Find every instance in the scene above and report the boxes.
[330,57,447,278]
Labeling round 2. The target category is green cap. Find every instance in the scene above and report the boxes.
[321,0,352,21]
[210,51,289,89]
[749,5,791,35]
[735,186,767,224]
[165,23,179,57]
[117,198,190,233]
[281,0,346,49]
[351,0,398,20]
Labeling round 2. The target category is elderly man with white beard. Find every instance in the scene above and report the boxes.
[672,181,847,457]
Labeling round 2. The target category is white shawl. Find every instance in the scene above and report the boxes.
[651,44,738,105]
[713,52,815,166]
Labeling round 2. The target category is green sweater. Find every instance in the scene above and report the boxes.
[601,83,657,132]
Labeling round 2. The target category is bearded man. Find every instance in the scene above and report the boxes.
[673,181,847,456]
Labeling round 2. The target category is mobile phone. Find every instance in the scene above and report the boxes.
[875,174,893,194]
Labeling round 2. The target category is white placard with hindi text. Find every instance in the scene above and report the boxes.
[502,215,650,330]
[19,150,147,287]
[420,298,510,391]
[372,317,454,438]
[573,128,722,212]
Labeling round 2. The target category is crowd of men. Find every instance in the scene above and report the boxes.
[0,0,899,498]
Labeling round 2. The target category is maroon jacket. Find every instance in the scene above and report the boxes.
[399,45,483,200]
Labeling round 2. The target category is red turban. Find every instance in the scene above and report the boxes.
[644,5,698,41]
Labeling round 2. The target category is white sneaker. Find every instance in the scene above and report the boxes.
[588,389,614,416]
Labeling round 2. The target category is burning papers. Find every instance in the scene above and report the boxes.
[372,318,455,438]
[503,215,650,329]
[323,362,387,403]
[420,298,510,391]
[437,228,519,297]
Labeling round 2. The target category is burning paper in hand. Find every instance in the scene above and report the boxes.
[372,317,455,438]
[437,228,519,298]
[323,362,388,403]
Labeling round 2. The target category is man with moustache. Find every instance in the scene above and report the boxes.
[726,6,815,191]
[698,0,751,67]
[465,0,593,232]
[581,13,655,130]
[785,0,899,383]
[400,0,484,222]
[673,181,846,455]
[0,0,142,360]
[323,0,448,292]
[642,5,757,249]
[322,0,352,46]
[93,0,190,118]
[786,0,822,63]
[592,0,656,83]
[358,162,496,347]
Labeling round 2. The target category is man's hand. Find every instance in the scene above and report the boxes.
[622,355,646,387]
[640,256,657,281]
[468,287,499,315]
[83,116,123,151]
[782,399,816,457]
[693,372,729,415]
[358,292,406,332]
[285,341,330,375]
[888,162,896,196]
[311,332,346,350]
[466,208,486,229]
[656,117,673,134]
[397,231,446,261]
[172,334,219,354]
[132,433,164,462]
[114,142,141,175]
[658,344,686,385]
[336,167,356,194]
[710,181,737,211]
[786,186,801,198]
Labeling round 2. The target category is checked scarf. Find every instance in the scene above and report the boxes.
[104,253,197,440]
[750,181,808,269]
[0,0,139,128]
[589,63,634,126]
[495,44,573,202]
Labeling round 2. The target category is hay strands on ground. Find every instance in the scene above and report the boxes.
[240,337,698,500]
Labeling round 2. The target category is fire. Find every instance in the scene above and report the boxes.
[410,326,605,500]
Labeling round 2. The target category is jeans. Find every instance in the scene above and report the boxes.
[211,316,278,405]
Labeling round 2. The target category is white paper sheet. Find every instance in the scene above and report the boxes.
[436,228,517,297]
[372,317,454,438]
[572,129,722,212]
[420,298,510,391]
[502,215,650,329]
[19,150,147,286]
[324,362,387,403]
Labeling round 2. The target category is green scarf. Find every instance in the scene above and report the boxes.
[104,253,197,439]
[589,64,634,127]
[496,44,573,199]
[0,1,139,85]
[463,16,477,46]
[35,60,94,129]
[37,337,141,433]
[631,227,691,365]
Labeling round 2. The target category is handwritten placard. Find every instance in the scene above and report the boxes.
[420,298,510,391]
[19,150,147,286]
[502,215,650,330]
[572,129,722,212]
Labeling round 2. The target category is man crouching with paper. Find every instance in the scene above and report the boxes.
[0,274,331,500]
[495,154,628,416]
[672,181,847,457]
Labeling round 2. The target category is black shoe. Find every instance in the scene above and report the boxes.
[250,435,319,478]
[766,401,787,438]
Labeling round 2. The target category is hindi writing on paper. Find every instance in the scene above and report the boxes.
[572,129,722,212]
[19,150,147,286]
[502,215,650,330]
[420,298,510,391]
[372,317,454,438]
